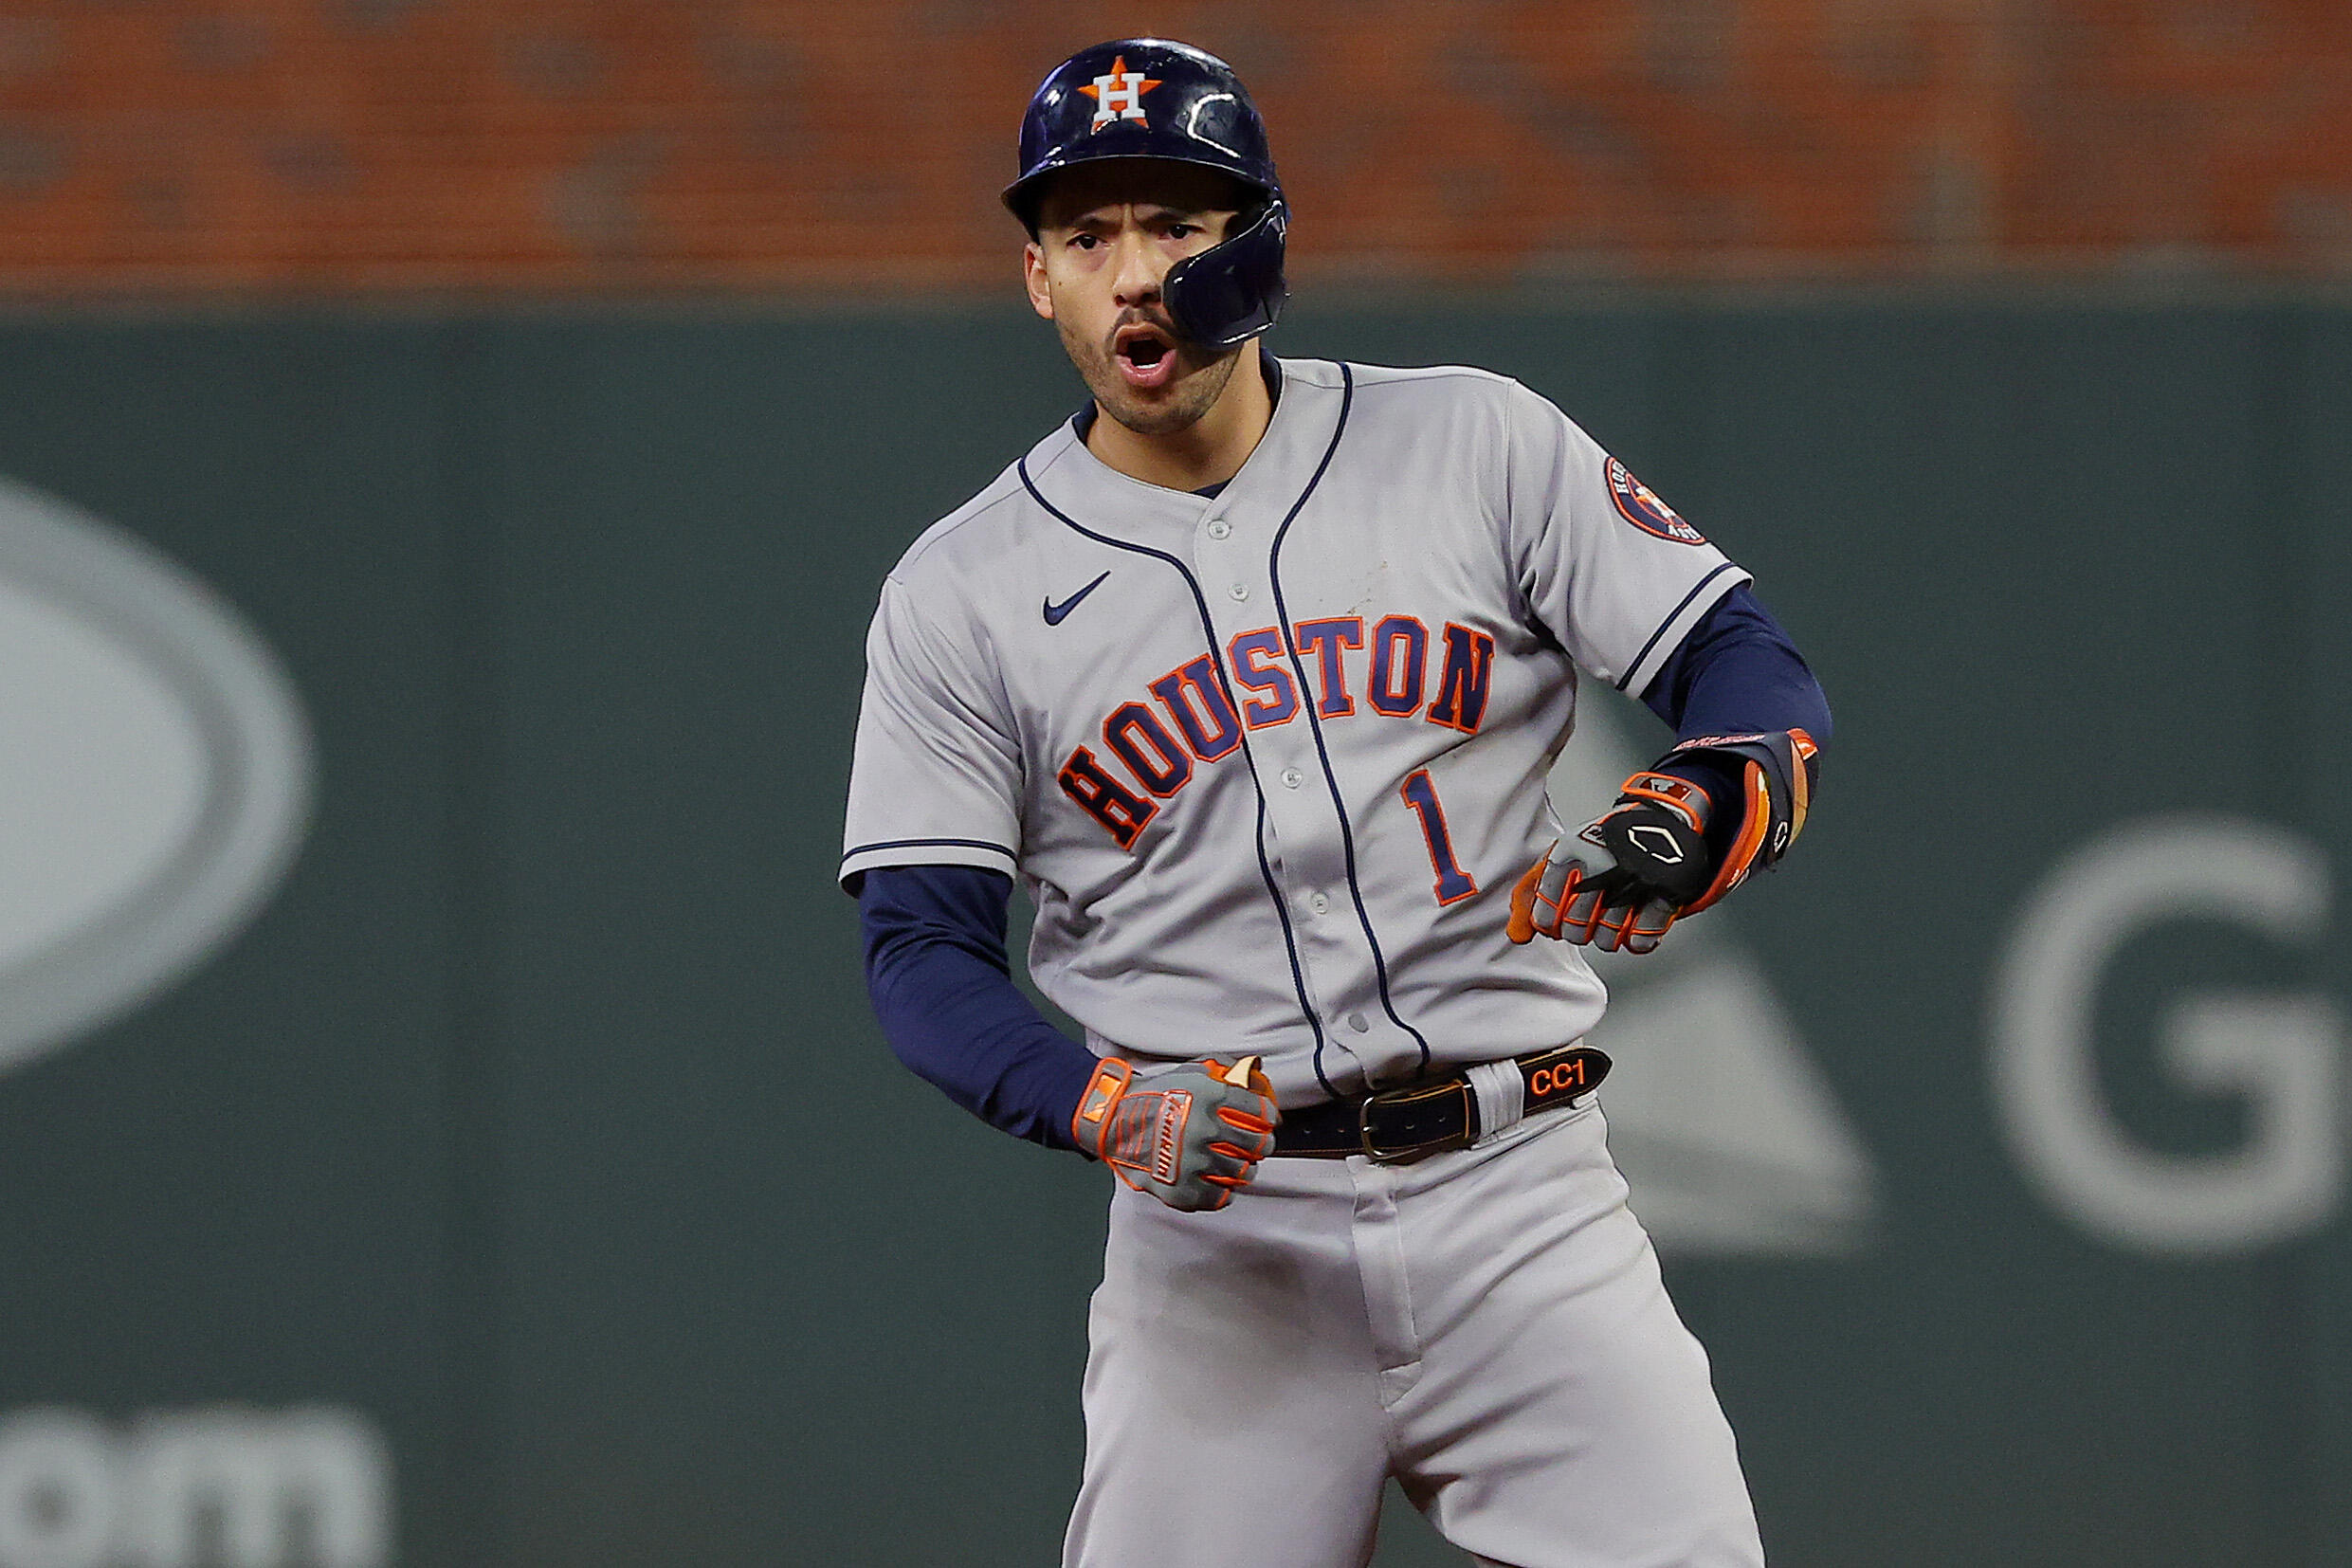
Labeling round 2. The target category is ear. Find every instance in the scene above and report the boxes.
[1023,240,1053,321]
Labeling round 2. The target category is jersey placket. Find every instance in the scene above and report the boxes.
[1196,494,1411,1099]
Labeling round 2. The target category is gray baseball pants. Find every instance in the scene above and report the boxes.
[1062,1102,1766,1568]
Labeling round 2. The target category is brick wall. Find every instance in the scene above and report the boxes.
[0,0,2344,294]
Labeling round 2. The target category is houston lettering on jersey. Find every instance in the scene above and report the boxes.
[1057,615,1497,848]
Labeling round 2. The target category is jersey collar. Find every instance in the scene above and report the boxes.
[1022,356,1345,550]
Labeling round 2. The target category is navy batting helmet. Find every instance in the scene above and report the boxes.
[1004,39,1287,350]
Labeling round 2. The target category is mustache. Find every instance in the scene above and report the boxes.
[1107,308,1181,349]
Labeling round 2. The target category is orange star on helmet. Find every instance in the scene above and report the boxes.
[1077,54,1162,131]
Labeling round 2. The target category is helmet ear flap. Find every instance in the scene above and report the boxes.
[1164,196,1289,350]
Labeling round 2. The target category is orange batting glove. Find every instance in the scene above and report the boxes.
[1071,1055,1279,1212]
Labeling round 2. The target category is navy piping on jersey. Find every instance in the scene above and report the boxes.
[843,835,1018,867]
[1616,560,1744,693]
[1016,455,1340,1099]
[1265,364,1437,1082]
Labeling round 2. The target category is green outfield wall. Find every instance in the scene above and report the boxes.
[0,299,2346,1568]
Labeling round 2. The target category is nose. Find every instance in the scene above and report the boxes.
[1109,228,1165,310]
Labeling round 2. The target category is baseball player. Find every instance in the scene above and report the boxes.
[842,39,1830,1568]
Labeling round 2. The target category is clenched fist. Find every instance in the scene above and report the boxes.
[1071,1055,1280,1212]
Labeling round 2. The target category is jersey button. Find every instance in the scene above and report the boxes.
[1308,892,1331,916]
[1280,767,1304,789]
[1228,583,1250,602]
[1348,1012,1371,1032]
[1206,519,1231,539]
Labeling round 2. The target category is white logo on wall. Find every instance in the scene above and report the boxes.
[1991,816,2344,1255]
[1552,694,1877,1254]
[0,500,381,1565]
[0,477,312,1078]
[0,1406,391,1568]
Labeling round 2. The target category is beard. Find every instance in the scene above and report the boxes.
[1057,310,1243,437]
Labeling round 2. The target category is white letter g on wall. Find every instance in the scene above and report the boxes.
[1991,815,2343,1255]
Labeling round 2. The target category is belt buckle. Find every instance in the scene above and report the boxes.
[1357,1077,1475,1161]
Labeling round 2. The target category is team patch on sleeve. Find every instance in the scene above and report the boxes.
[1607,457,1705,545]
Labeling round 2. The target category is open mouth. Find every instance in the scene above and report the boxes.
[1113,321,1180,390]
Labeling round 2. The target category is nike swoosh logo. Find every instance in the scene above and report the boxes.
[1043,571,1111,626]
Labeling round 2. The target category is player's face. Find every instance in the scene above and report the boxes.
[1024,163,1249,438]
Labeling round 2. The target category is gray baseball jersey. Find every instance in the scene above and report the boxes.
[840,356,1749,1109]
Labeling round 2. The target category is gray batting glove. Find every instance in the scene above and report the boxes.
[1070,1055,1280,1212]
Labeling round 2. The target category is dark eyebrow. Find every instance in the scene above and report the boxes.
[1059,202,1219,232]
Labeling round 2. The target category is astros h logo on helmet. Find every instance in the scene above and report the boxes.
[1079,55,1160,131]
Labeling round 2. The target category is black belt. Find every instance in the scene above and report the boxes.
[1272,1043,1611,1160]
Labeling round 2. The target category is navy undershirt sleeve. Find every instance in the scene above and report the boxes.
[1638,583,1832,822]
[859,864,1099,1153]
